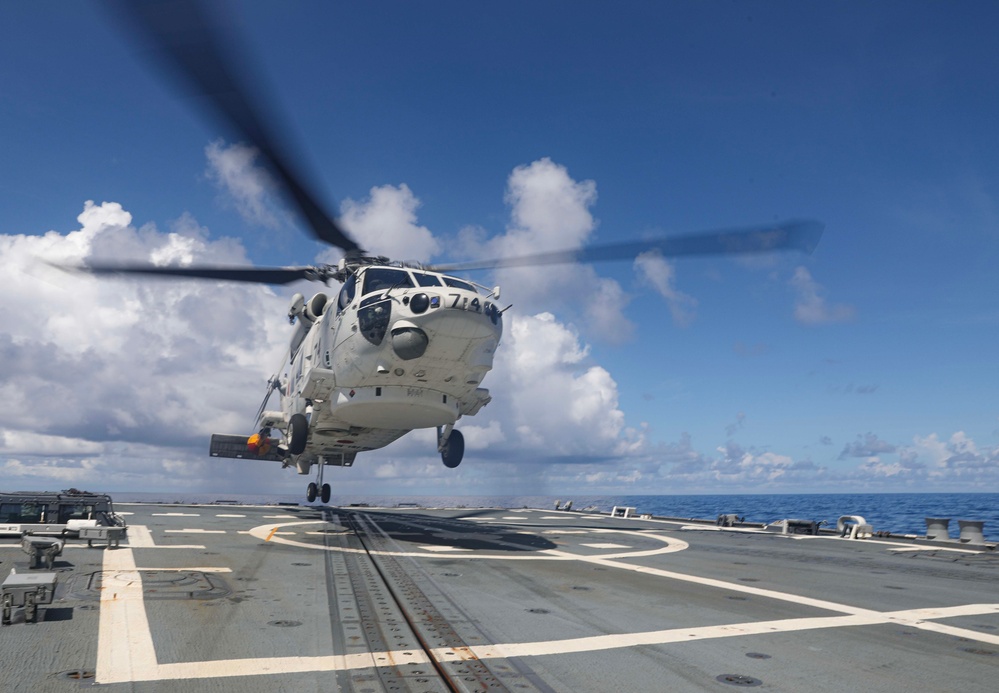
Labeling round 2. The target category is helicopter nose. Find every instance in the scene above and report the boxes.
[391,325,429,360]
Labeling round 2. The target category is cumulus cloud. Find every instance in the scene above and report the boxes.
[477,158,635,340]
[0,200,291,489]
[656,435,823,488]
[789,266,854,325]
[337,183,440,262]
[487,312,642,456]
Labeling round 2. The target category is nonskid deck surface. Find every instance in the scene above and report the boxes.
[1,504,998,692]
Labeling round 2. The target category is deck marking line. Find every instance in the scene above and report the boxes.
[135,566,233,573]
[248,521,688,560]
[164,529,226,534]
[265,527,279,541]
[96,547,159,684]
[214,514,246,518]
[135,650,432,682]
[456,604,999,659]
[125,525,155,548]
[553,549,877,615]
[151,512,200,517]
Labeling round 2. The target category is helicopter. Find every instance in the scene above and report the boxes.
[73,1,823,503]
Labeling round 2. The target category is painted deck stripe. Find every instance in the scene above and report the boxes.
[451,604,999,660]
[135,566,232,573]
[125,525,155,548]
[164,529,226,534]
[151,513,200,517]
[96,548,158,683]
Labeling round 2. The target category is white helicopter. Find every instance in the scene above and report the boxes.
[77,1,823,503]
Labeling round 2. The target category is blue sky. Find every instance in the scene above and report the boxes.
[1,1,997,496]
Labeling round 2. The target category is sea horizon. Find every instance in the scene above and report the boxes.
[100,490,998,541]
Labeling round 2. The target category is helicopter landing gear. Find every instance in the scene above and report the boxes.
[288,413,308,455]
[306,460,332,504]
[438,425,464,469]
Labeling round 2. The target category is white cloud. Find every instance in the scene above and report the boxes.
[486,312,641,456]
[335,183,440,263]
[0,200,291,491]
[204,139,284,228]
[789,266,855,325]
[477,158,635,340]
[635,251,697,327]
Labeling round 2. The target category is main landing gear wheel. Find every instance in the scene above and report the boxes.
[306,482,318,503]
[288,413,308,455]
[321,483,331,504]
[441,429,465,468]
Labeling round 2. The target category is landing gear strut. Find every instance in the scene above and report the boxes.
[438,425,465,469]
[306,460,331,504]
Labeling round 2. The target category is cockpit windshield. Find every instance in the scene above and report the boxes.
[413,271,443,287]
[443,277,477,293]
[362,267,414,295]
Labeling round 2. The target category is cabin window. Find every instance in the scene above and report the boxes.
[413,272,443,287]
[59,503,94,523]
[337,273,357,314]
[362,268,414,295]
[0,502,43,523]
[443,277,477,293]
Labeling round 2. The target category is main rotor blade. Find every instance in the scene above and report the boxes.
[106,0,364,255]
[66,262,322,285]
[432,219,823,273]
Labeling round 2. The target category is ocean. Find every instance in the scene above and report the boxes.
[114,492,999,541]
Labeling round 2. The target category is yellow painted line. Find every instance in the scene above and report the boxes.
[265,527,278,541]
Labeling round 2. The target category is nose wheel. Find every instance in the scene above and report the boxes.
[306,462,332,504]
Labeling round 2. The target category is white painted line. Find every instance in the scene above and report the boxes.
[446,604,999,660]
[248,521,688,561]
[501,516,525,520]
[887,545,983,554]
[419,545,472,552]
[214,514,246,518]
[263,514,297,519]
[140,650,432,683]
[96,548,158,683]
[135,567,232,573]
[581,543,630,549]
[164,529,226,534]
[126,525,155,548]
[543,530,592,535]
[539,516,569,520]
[117,512,134,516]
[151,512,200,517]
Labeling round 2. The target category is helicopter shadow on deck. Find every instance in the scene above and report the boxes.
[345,509,559,553]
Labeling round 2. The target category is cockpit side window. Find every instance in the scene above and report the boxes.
[362,268,415,295]
[442,277,477,293]
[414,272,443,287]
[337,273,357,313]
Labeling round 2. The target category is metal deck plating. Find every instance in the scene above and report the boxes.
[2,503,997,692]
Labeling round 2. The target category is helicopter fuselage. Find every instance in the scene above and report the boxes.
[258,264,502,473]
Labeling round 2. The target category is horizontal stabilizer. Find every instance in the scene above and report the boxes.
[209,434,285,462]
